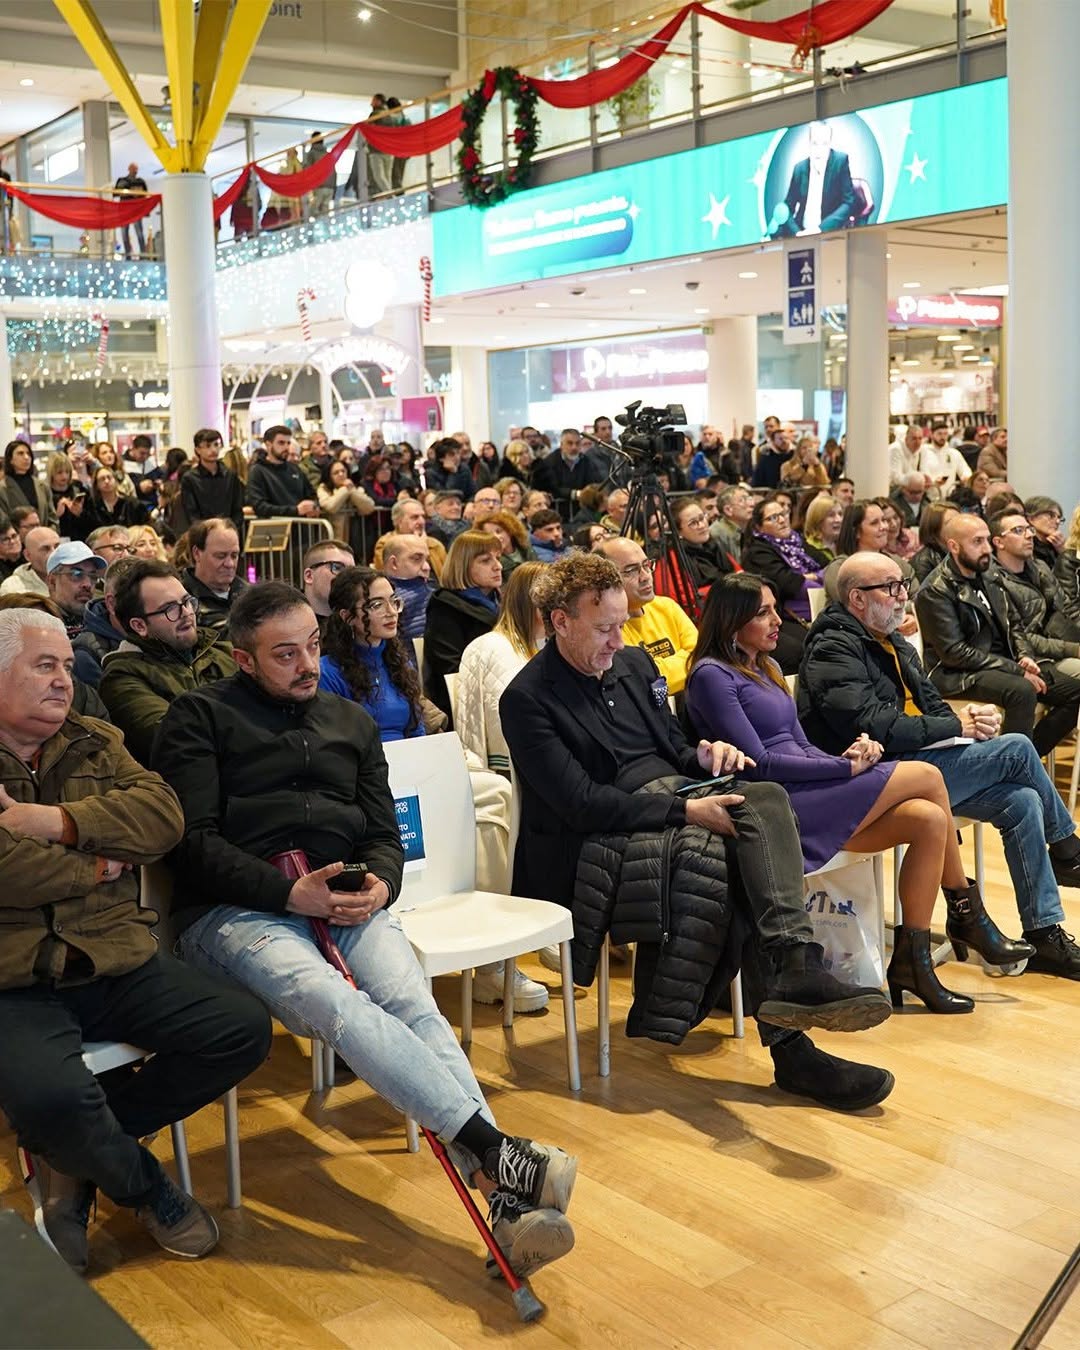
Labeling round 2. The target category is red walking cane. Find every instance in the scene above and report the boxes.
[271,852,544,1322]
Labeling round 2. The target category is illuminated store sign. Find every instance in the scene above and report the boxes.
[550,333,707,394]
[433,78,1008,296]
[888,293,1004,327]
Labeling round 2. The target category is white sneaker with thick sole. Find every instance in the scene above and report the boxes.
[473,963,549,1013]
[538,945,561,973]
[487,1193,574,1278]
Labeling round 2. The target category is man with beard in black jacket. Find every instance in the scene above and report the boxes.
[180,429,245,539]
[152,581,579,1281]
[246,426,319,520]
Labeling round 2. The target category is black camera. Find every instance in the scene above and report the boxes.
[615,400,687,468]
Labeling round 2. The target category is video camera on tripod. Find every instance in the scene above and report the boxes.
[614,400,688,473]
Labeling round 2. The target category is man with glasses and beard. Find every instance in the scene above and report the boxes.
[98,560,237,765]
[800,550,1080,980]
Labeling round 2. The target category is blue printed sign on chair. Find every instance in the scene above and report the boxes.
[395,789,426,871]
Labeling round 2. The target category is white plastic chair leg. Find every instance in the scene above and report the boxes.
[502,959,515,1030]
[310,1039,325,1093]
[461,968,473,1047]
[223,1087,242,1209]
[730,972,744,1039]
[405,1115,420,1153]
[892,844,905,930]
[973,822,985,895]
[170,1119,193,1194]
[597,939,610,1078]
[323,1040,335,1089]
[559,939,582,1089]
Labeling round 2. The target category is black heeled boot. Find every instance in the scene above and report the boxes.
[943,878,1036,966]
[887,927,974,1014]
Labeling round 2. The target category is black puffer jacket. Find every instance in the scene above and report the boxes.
[997,559,1080,659]
[914,556,1032,695]
[1054,549,1080,626]
[573,791,746,1044]
[799,602,962,757]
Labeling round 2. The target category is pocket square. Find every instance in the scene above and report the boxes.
[650,676,669,708]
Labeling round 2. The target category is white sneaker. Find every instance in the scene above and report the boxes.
[538,945,561,973]
[473,963,549,1013]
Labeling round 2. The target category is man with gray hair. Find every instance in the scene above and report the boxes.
[87,524,134,566]
[800,550,1080,979]
[889,471,929,529]
[370,497,447,579]
[710,485,753,562]
[0,607,270,1271]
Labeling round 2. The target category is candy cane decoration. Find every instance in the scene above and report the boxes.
[94,313,109,371]
[418,255,433,322]
[297,288,316,343]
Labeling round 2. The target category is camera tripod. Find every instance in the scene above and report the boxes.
[622,468,701,623]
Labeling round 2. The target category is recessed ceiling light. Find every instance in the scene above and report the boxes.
[428,316,444,324]
[20,78,33,87]
[937,333,960,342]
[535,301,550,309]
[902,356,920,366]
[886,252,892,259]
[962,354,980,362]
[953,342,974,351]
[357,6,372,18]
[628,287,647,295]
[902,280,921,289]
[693,307,709,315]
[738,271,758,279]
[491,334,507,341]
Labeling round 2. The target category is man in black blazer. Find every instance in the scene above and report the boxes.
[501,554,894,1111]
[769,121,857,238]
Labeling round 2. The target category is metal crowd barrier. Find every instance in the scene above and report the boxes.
[243,517,334,590]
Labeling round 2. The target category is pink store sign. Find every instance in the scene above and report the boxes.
[550,334,708,395]
[888,293,1004,327]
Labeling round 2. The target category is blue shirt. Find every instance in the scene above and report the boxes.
[318,640,425,743]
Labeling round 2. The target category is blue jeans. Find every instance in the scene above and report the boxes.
[907,733,1072,930]
[179,906,493,1178]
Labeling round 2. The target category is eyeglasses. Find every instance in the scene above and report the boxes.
[0,531,18,544]
[619,559,657,579]
[309,560,349,575]
[362,594,405,615]
[680,515,708,529]
[1001,524,1036,538]
[1032,512,1063,524]
[56,566,98,582]
[97,543,135,556]
[761,510,790,524]
[856,579,909,599]
[141,594,198,622]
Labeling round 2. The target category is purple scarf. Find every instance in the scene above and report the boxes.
[752,529,822,621]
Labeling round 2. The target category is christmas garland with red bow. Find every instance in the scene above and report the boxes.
[457,65,539,209]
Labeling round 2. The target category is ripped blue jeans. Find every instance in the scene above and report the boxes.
[179,906,493,1176]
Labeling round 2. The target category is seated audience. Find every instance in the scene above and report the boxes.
[99,560,237,765]
[687,574,1028,1012]
[466,485,502,522]
[426,438,476,501]
[127,524,168,560]
[301,538,355,633]
[500,554,894,1112]
[0,524,60,596]
[495,476,525,516]
[0,606,270,1271]
[833,476,856,507]
[879,496,917,562]
[522,489,552,520]
[180,429,245,539]
[915,514,1080,756]
[0,439,58,528]
[87,524,134,565]
[12,504,41,539]
[824,502,918,637]
[1025,496,1066,570]
[427,491,469,548]
[82,466,146,533]
[181,518,246,634]
[800,551,1080,977]
[476,508,536,578]
[1054,502,1080,627]
[600,486,630,537]
[380,533,434,638]
[71,556,135,686]
[910,502,958,583]
[710,485,753,563]
[529,427,603,501]
[0,520,23,583]
[801,493,844,563]
[371,498,447,580]
[498,441,533,487]
[528,509,570,564]
[154,583,575,1276]
[991,507,1080,654]
[670,496,735,594]
[976,426,1008,480]
[45,540,105,645]
[739,497,821,672]
[599,536,698,695]
[424,531,503,718]
[573,523,611,551]
[316,458,375,542]
[889,472,929,529]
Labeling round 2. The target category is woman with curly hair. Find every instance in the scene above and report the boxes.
[318,565,423,741]
[475,507,536,578]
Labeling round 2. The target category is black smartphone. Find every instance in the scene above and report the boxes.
[329,863,369,892]
[674,773,736,798]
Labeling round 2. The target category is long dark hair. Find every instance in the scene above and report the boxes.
[836,499,876,557]
[689,572,790,694]
[322,565,422,734]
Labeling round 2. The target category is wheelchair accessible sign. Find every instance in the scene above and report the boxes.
[395,790,427,873]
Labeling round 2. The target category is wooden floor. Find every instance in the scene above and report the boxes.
[6,814,1080,1348]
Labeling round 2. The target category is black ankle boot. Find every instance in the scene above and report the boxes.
[770,1033,895,1111]
[758,942,891,1033]
[943,878,1036,966]
[887,927,974,1013]
[1022,925,1080,980]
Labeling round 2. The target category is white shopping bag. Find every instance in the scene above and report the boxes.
[803,859,884,988]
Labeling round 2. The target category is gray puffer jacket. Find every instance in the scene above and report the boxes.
[572,782,747,1044]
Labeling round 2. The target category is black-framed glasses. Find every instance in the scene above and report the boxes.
[97,542,136,555]
[619,559,657,579]
[680,514,708,530]
[56,566,99,582]
[362,595,406,616]
[309,560,349,575]
[856,579,909,599]
[141,594,198,622]
[761,509,790,524]
[1031,512,1062,524]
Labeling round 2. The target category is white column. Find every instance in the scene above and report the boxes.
[319,368,337,437]
[1007,1,1079,502]
[704,316,757,440]
[0,315,13,441]
[82,101,111,259]
[446,345,488,438]
[845,231,890,497]
[385,303,424,400]
[161,174,222,450]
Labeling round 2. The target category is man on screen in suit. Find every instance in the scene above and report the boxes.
[768,121,858,238]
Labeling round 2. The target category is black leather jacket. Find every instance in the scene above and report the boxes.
[913,556,1032,694]
[996,558,1080,661]
[1054,549,1080,627]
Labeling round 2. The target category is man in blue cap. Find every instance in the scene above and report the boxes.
[45,541,107,643]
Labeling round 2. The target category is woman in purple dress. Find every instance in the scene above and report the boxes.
[685,573,1018,1014]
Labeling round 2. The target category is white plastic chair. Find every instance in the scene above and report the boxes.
[383,734,580,1146]
[444,671,459,723]
[808,586,828,622]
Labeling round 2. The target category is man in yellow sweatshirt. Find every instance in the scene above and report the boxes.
[599,536,699,694]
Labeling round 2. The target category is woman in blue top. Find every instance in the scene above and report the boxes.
[319,566,424,742]
[686,573,1031,1013]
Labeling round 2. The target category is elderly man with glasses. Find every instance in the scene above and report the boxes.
[799,549,1080,980]
[98,560,237,766]
[87,525,134,565]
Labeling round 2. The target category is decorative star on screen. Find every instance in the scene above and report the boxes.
[904,152,928,184]
[701,192,732,240]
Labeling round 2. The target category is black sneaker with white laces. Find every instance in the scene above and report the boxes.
[481,1137,577,1214]
[135,1170,219,1258]
[486,1191,575,1279]
[25,1154,95,1273]
[1022,925,1080,979]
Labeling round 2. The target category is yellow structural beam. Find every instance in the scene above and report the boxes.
[192,0,232,129]
[159,0,196,167]
[52,0,180,172]
[192,0,274,170]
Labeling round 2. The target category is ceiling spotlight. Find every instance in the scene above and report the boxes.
[738,271,758,280]
[535,301,550,309]
[628,287,647,295]
[937,333,959,342]
[357,6,372,19]
[902,356,920,367]
[902,280,921,289]
[20,78,34,88]
[693,307,709,315]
